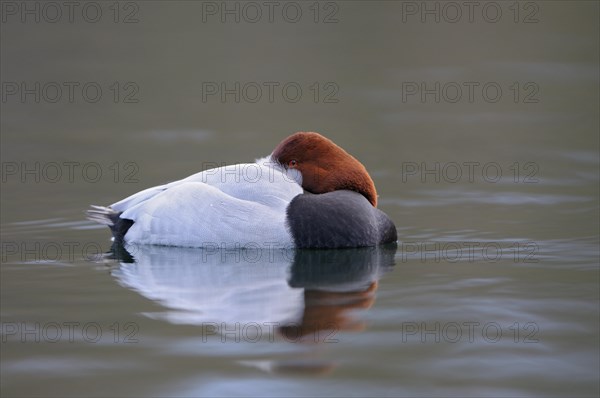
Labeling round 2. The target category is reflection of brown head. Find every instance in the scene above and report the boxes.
[278,282,378,343]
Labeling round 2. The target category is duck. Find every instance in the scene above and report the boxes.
[87,132,397,249]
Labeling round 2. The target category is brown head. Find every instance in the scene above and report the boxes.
[271,132,378,207]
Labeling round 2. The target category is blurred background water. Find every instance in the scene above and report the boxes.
[1,1,599,397]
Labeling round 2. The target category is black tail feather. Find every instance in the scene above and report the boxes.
[86,205,134,243]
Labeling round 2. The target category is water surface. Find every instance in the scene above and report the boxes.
[1,2,599,397]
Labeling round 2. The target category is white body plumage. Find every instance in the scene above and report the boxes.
[111,157,303,248]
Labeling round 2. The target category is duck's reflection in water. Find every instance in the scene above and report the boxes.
[110,243,396,373]
[112,244,304,326]
[280,248,394,342]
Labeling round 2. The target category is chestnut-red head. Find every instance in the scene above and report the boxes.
[272,132,378,207]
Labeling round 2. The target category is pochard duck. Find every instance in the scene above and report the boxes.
[87,132,397,249]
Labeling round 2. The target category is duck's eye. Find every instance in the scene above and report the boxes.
[288,159,298,168]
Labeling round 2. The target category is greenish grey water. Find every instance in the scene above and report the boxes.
[1,1,599,397]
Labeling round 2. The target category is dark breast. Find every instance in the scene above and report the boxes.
[286,190,397,249]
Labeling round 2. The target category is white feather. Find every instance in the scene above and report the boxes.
[112,156,303,248]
